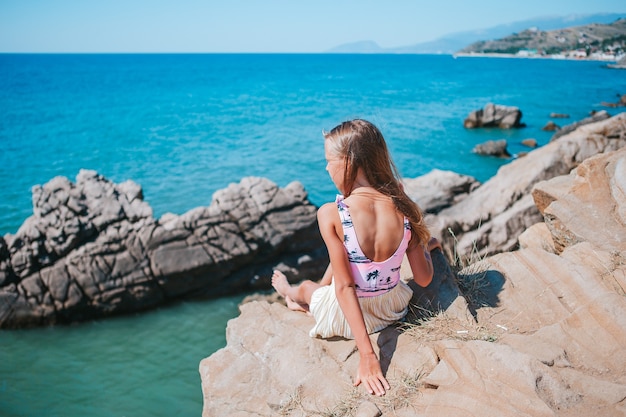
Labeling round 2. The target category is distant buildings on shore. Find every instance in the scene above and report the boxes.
[515,47,624,61]
[456,49,625,62]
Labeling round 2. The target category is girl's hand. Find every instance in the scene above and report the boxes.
[354,352,390,396]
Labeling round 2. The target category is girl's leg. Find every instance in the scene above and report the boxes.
[272,270,321,312]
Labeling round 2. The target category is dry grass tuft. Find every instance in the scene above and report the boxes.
[402,310,499,344]
[375,370,425,413]
[456,263,493,308]
[447,227,494,309]
[315,373,426,417]
[276,385,364,417]
[316,387,363,417]
[276,385,305,416]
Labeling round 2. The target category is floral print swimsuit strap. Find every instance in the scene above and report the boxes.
[336,195,411,298]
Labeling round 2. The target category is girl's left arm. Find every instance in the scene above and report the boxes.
[319,263,333,286]
[406,237,441,287]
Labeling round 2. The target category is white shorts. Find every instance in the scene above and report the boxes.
[308,280,413,339]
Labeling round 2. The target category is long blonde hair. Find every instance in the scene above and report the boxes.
[323,119,431,247]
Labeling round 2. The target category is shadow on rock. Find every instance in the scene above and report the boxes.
[405,248,464,323]
[405,247,505,325]
[377,324,403,376]
[456,268,505,321]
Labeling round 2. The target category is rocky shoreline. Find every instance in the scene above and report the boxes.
[0,175,328,328]
[200,113,626,416]
[2,109,625,415]
[4,106,616,329]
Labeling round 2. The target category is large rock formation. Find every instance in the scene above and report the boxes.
[199,138,626,417]
[402,169,480,214]
[0,173,326,328]
[463,103,524,128]
[428,112,626,261]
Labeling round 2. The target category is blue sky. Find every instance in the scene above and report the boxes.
[1,0,624,52]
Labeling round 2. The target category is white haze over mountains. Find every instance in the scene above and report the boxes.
[327,12,625,54]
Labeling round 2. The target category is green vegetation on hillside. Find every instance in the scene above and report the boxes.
[459,18,626,59]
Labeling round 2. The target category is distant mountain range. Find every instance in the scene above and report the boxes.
[327,13,625,54]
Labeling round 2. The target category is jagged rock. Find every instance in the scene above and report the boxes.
[0,173,326,328]
[532,147,626,253]
[542,121,560,131]
[463,103,524,129]
[199,132,626,417]
[472,139,511,158]
[550,110,611,141]
[402,169,480,214]
[518,222,556,253]
[428,112,626,260]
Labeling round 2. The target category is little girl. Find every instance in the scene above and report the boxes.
[272,119,440,396]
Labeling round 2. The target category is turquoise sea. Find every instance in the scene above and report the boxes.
[1,53,625,417]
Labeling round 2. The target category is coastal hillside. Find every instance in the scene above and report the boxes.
[459,17,626,58]
[327,13,625,54]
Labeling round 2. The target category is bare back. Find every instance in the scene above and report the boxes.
[343,190,405,263]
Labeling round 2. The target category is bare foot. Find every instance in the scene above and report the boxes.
[271,270,291,298]
[272,271,310,313]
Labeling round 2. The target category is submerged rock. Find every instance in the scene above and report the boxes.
[521,138,538,148]
[601,93,626,107]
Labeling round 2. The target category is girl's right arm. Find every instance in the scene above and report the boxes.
[317,203,390,396]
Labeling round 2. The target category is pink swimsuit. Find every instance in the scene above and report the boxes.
[336,195,411,298]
